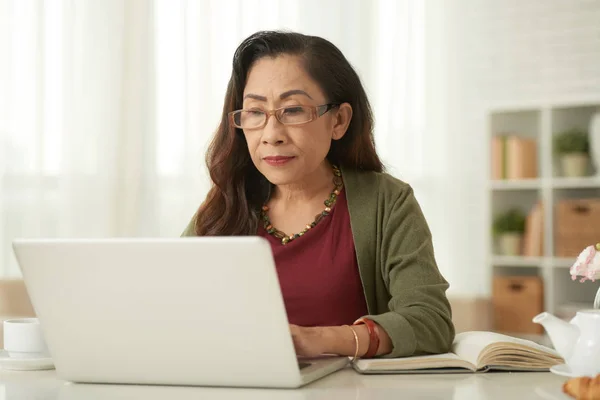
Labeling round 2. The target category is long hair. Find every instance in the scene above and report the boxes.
[194,31,384,236]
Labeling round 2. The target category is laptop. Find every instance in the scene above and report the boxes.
[12,237,349,388]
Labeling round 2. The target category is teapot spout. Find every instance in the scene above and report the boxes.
[533,312,579,360]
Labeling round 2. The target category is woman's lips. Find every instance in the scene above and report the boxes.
[263,156,295,166]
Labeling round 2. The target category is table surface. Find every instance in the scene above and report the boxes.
[0,367,575,400]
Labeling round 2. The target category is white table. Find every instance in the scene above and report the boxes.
[0,367,573,400]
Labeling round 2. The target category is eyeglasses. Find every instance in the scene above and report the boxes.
[229,103,339,130]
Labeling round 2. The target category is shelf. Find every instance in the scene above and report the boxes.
[491,255,544,267]
[488,102,600,321]
[489,177,600,190]
[552,177,600,189]
[490,179,541,190]
[552,257,575,269]
[490,256,576,268]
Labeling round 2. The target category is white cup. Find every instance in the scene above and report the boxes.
[3,318,50,359]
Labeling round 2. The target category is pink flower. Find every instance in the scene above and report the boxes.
[570,243,600,282]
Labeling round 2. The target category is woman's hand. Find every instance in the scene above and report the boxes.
[289,324,326,357]
[289,322,392,358]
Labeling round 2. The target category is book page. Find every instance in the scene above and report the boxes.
[354,331,562,374]
[353,352,476,373]
[452,331,561,369]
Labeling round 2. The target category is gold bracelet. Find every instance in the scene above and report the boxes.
[345,325,359,362]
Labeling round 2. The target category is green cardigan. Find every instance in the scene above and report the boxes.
[181,165,455,358]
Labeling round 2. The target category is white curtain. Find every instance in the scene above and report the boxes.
[1,0,457,289]
[0,0,154,276]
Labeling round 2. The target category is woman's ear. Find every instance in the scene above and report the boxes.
[331,103,353,140]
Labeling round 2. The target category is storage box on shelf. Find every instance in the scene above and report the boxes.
[492,275,544,334]
[487,100,600,332]
[555,198,600,257]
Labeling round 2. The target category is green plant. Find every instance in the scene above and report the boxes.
[493,208,526,236]
[553,128,589,155]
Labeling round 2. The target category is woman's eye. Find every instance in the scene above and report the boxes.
[283,107,303,115]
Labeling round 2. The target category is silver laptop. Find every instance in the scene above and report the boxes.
[12,237,348,388]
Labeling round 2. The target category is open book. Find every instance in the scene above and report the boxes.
[353,331,564,374]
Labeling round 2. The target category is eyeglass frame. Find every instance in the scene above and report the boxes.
[228,103,340,130]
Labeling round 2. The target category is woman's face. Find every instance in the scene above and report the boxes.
[241,54,351,186]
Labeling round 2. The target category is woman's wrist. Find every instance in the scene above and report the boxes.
[353,318,380,358]
[319,325,370,357]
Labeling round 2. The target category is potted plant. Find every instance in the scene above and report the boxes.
[553,128,590,177]
[493,208,526,256]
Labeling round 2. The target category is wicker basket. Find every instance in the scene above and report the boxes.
[555,199,600,257]
[492,276,543,334]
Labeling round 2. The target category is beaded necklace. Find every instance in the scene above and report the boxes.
[261,165,343,245]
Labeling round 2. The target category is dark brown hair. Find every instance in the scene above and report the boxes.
[193,30,384,236]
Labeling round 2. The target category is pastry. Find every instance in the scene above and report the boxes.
[563,374,600,400]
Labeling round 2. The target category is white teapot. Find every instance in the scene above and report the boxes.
[533,309,600,377]
[533,243,600,376]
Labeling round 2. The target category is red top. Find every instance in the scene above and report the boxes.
[258,189,369,327]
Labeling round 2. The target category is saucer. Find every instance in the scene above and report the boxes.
[550,364,576,378]
[0,350,55,371]
[549,363,597,378]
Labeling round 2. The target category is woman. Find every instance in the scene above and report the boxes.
[182,30,454,359]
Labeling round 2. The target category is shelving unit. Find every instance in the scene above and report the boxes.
[486,100,600,331]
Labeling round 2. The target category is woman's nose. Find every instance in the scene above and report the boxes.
[261,115,286,145]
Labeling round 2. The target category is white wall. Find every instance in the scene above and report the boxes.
[434,0,600,296]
